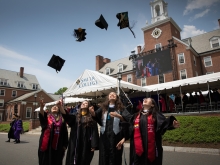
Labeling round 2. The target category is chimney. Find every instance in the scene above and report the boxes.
[137,46,142,54]
[103,58,111,64]
[218,19,220,28]
[96,55,104,71]
[19,67,24,78]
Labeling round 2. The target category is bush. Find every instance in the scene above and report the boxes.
[162,116,220,144]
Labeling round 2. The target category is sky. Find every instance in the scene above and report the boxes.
[0,0,220,94]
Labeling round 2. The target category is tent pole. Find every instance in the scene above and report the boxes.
[207,82,212,111]
[117,79,120,95]
[180,86,183,113]
[157,88,161,112]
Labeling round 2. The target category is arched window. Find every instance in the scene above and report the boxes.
[155,5,161,16]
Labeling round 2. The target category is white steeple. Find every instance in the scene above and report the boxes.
[150,0,168,24]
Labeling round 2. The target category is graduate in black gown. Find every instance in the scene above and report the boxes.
[128,98,180,165]
[38,100,68,165]
[60,100,99,165]
[5,114,16,142]
[89,92,131,165]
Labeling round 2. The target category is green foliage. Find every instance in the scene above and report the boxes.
[0,122,29,132]
[54,87,68,95]
[163,116,220,144]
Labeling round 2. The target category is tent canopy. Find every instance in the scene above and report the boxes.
[35,97,90,111]
[145,72,220,94]
[63,69,148,98]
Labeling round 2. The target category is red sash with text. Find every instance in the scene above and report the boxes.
[134,114,144,156]
[147,114,155,162]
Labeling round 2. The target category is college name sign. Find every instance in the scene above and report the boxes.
[78,76,98,88]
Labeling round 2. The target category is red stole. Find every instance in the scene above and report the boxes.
[134,114,144,156]
[40,114,62,151]
[147,114,155,162]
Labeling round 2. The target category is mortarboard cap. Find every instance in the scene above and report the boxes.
[116,12,129,29]
[95,14,108,30]
[47,54,65,73]
[73,28,86,42]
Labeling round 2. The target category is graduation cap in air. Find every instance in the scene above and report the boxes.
[95,14,108,30]
[47,54,65,73]
[73,28,87,42]
[116,11,135,38]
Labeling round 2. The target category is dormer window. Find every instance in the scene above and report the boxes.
[210,37,220,48]
[33,84,38,90]
[118,64,123,72]
[0,79,8,86]
[105,68,110,75]
[17,81,24,88]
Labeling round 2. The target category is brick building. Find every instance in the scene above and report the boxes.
[96,0,220,88]
[0,67,56,124]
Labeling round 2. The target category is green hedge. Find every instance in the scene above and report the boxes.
[163,116,220,144]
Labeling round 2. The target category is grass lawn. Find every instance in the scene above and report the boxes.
[0,121,29,133]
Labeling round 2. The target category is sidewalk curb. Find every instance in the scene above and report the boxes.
[124,143,219,155]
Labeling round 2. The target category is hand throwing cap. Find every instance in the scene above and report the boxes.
[47,54,65,73]
[95,14,108,30]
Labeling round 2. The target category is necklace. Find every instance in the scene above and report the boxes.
[81,111,87,116]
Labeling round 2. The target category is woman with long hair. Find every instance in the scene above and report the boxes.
[89,92,131,165]
[59,100,99,165]
[129,98,179,165]
[38,100,68,165]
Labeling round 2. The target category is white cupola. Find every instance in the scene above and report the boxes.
[150,0,168,24]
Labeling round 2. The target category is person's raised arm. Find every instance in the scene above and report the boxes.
[39,100,45,116]
[89,106,95,117]
[57,100,66,114]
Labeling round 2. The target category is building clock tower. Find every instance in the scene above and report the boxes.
[141,0,182,52]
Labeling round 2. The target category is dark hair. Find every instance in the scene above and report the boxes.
[101,92,125,112]
[13,114,18,117]
[77,100,94,127]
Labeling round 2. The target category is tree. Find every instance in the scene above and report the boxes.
[54,87,68,95]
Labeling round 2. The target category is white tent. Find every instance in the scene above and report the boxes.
[35,97,90,111]
[145,72,220,94]
[63,69,148,98]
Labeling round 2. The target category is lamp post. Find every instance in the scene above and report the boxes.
[117,71,122,95]
[129,50,137,69]
[21,101,26,120]
[33,93,37,129]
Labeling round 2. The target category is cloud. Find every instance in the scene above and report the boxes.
[183,0,219,15]
[0,46,73,93]
[189,9,210,21]
[181,25,206,39]
[0,45,38,63]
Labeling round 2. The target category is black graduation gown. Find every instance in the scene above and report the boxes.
[8,120,15,139]
[94,107,131,165]
[62,113,99,165]
[38,112,69,165]
[129,112,176,165]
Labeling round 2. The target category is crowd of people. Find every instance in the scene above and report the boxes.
[31,91,180,165]
[148,88,220,113]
